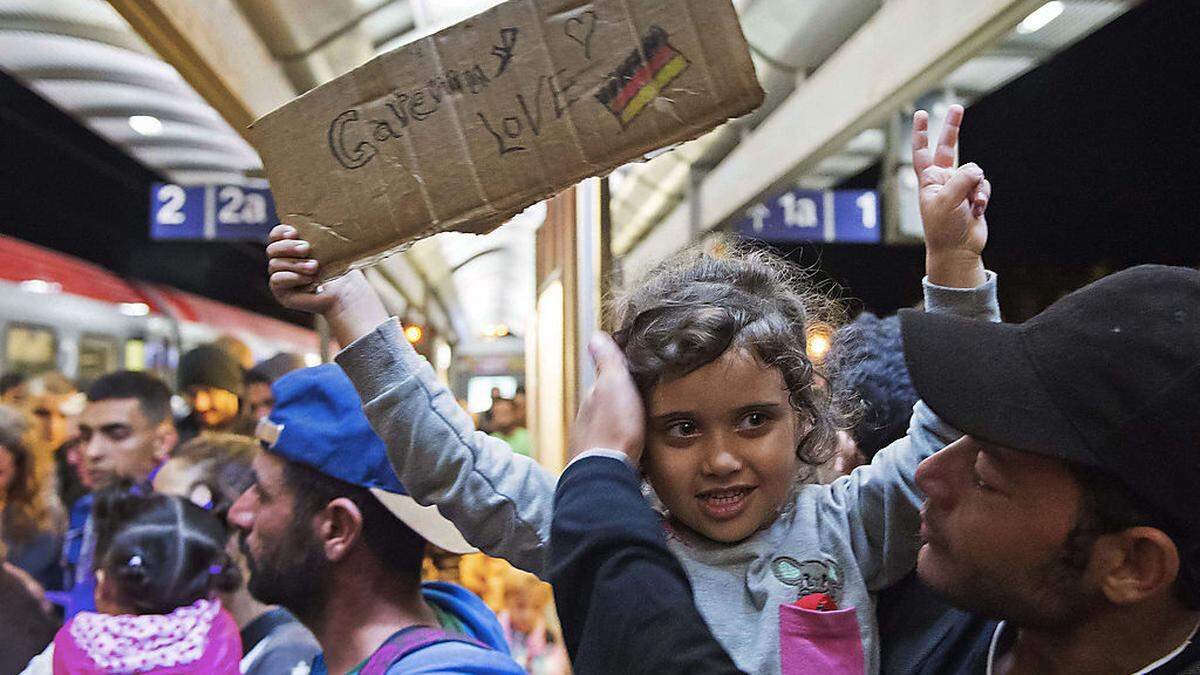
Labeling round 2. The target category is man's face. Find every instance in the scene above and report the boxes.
[227,452,327,617]
[643,347,802,543]
[78,398,169,488]
[915,435,1103,627]
[185,386,240,430]
[490,400,516,433]
[245,382,275,423]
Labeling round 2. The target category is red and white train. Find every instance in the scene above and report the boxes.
[0,235,319,384]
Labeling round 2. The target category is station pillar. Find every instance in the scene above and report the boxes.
[528,179,610,472]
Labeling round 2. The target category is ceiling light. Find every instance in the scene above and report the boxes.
[1017,1,1064,35]
[118,302,150,316]
[128,115,163,136]
[806,325,833,362]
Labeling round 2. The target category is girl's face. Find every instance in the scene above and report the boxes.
[644,347,802,543]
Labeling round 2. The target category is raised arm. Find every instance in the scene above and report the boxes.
[822,105,1001,590]
[266,226,558,576]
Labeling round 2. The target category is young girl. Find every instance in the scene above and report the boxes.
[267,105,997,673]
[22,487,242,674]
[497,567,568,675]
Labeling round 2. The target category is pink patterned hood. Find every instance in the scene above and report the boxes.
[53,598,242,674]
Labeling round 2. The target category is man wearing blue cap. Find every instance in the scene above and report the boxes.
[227,364,524,675]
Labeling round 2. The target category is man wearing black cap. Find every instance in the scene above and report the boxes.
[227,365,523,674]
[890,263,1200,674]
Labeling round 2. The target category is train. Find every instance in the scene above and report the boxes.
[0,234,319,385]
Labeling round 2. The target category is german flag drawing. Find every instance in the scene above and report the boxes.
[595,26,690,127]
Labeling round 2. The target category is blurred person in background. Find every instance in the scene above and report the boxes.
[54,435,91,524]
[176,345,245,443]
[0,427,63,590]
[820,311,922,482]
[21,487,242,674]
[23,371,80,490]
[489,398,531,458]
[243,369,276,424]
[2,371,30,407]
[499,567,568,675]
[243,353,305,423]
[0,538,59,675]
[215,334,255,371]
[154,433,319,675]
[480,386,503,434]
[228,365,523,674]
[65,371,176,618]
[513,387,528,428]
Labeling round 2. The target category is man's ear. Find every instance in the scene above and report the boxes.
[319,497,365,563]
[153,421,178,461]
[1091,527,1181,605]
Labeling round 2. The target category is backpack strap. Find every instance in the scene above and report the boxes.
[360,626,491,675]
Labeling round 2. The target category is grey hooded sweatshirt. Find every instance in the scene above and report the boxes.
[335,273,1000,675]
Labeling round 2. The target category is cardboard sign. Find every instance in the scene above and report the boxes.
[249,0,764,280]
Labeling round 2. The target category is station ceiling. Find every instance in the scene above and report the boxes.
[0,0,1140,344]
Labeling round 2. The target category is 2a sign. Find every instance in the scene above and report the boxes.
[150,182,278,241]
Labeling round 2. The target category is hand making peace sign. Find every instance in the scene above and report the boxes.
[912,104,991,288]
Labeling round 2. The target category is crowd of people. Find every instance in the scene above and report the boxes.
[2,104,1197,674]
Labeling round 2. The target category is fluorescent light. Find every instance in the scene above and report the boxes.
[20,279,61,294]
[128,115,163,136]
[118,302,150,316]
[1017,1,1064,34]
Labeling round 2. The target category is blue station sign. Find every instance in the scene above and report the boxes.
[735,188,880,244]
[150,182,278,241]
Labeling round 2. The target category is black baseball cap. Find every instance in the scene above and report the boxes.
[900,265,1200,534]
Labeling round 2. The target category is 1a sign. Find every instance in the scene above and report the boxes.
[736,188,880,244]
[150,182,278,241]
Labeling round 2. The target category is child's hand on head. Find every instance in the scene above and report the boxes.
[912,104,991,288]
[570,332,645,465]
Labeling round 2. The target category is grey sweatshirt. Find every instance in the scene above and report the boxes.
[336,273,1000,675]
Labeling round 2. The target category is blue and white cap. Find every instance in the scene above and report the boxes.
[255,364,476,554]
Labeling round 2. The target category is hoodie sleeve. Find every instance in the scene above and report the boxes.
[818,272,1001,591]
[336,319,557,578]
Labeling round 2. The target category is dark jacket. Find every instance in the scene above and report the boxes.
[0,561,59,673]
[548,455,743,675]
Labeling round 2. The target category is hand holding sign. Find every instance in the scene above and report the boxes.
[267,225,389,347]
[912,104,991,288]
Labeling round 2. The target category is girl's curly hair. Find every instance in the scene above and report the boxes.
[610,240,845,473]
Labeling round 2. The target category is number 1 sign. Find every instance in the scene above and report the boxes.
[150,182,278,241]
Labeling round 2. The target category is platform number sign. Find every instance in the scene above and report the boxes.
[150,182,278,241]
[736,188,880,244]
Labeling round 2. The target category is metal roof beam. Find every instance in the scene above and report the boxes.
[688,0,1047,234]
[108,0,296,138]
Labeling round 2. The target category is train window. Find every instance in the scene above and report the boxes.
[125,339,146,372]
[467,376,518,413]
[78,334,118,385]
[4,323,58,375]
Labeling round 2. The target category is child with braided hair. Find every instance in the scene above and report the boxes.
[21,487,242,674]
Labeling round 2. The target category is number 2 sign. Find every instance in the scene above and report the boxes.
[150,182,278,241]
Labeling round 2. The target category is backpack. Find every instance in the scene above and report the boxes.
[360,626,491,675]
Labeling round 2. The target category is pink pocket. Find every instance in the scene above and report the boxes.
[779,603,866,675]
